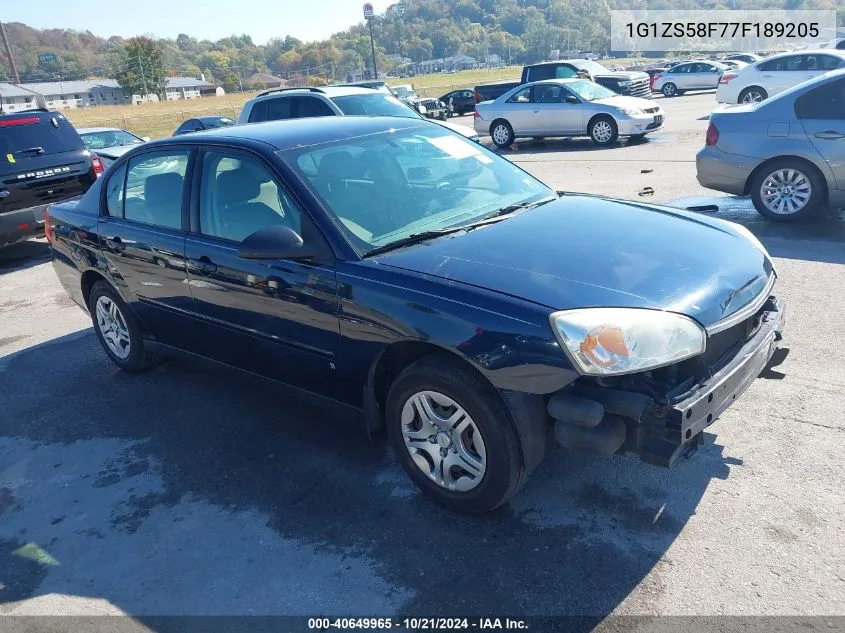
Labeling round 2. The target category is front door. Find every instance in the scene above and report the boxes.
[183,148,341,396]
[531,84,583,135]
[503,86,538,135]
[97,149,193,346]
[797,77,845,190]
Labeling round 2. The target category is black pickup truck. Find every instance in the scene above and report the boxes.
[0,109,102,249]
[474,59,651,103]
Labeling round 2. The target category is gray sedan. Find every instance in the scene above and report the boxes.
[697,68,845,221]
[78,127,149,167]
[474,79,664,147]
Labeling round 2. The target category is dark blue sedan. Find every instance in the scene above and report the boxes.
[46,116,786,513]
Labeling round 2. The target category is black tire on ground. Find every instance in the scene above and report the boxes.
[738,86,768,104]
[88,280,160,372]
[385,355,526,514]
[588,115,619,146]
[490,119,515,148]
[661,82,677,97]
[749,159,825,222]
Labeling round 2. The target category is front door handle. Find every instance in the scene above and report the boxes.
[188,257,217,274]
[814,131,845,140]
[104,236,124,252]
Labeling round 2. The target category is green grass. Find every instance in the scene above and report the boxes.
[388,67,521,97]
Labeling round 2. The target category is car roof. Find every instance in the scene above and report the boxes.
[251,86,376,102]
[524,78,583,86]
[77,126,126,134]
[196,115,233,122]
[148,115,432,151]
[758,48,845,60]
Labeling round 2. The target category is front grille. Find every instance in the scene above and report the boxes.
[419,99,441,110]
[628,80,652,99]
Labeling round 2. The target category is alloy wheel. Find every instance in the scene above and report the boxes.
[741,90,764,103]
[95,296,131,359]
[760,168,812,215]
[400,390,487,492]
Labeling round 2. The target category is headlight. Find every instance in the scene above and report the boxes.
[618,80,631,87]
[550,308,706,376]
[616,106,642,116]
[418,105,427,114]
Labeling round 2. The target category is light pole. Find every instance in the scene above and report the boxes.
[363,3,378,79]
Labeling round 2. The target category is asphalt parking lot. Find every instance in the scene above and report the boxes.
[1,91,843,622]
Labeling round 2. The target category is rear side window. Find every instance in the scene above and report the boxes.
[0,115,84,168]
[122,151,190,229]
[758,55,803,71]
[795,78,845,120]
[105,163,127,217]
[249,97,294,123]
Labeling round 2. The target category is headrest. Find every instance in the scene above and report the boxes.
[144,172,183,207]
[317,151,361,184]
[216,167,265,206]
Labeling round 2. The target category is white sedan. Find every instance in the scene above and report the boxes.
[716,50,845,104]
[474,79,664,147]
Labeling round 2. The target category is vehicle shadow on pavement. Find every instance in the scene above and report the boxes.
[0,331,739,620]
[0,240,51,275]
[491,135,664,155]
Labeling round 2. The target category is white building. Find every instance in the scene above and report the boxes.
[0,83,40,113]
[164,77,214,101]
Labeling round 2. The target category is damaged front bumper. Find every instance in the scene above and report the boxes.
[549,297,786,467]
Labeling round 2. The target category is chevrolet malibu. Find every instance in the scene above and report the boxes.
[47,116,785,513]
[474,79,664,147]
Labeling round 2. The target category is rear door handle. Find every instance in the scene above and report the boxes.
[188,257,217,274]
[814,131,845,139]
[105,236,124,252]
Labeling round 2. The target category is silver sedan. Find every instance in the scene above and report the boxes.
[474,79,664,147]
[697,68,845,221]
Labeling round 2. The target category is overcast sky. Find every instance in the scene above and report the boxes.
[5,0,387,44]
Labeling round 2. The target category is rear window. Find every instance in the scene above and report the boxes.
[0,115,84,167]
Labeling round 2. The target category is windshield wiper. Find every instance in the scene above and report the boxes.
[462,196,557,230]
[364,227,466,257]
[14,146,45,156]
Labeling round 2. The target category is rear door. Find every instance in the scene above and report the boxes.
[0,113,95,219]
[182,147,340,395]
[698,63,723,89]
[796,77,845,190]
[669,63,693,90]
[97,148,193,345]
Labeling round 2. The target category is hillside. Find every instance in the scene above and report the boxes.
[1,0,841,87]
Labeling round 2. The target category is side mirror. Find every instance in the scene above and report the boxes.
[564,95,580,104]
[238,225,315,260]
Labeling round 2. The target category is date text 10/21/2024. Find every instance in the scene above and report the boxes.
[307,618,529,630]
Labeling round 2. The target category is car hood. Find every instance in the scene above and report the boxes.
[592,95,658,110]
[434,119,478,138]
[93,144,141,159]
[372,195,774,328]
[594,70,649,81]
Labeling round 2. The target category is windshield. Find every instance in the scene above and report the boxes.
[393,86,417,99]
[333,93,419,119]
[281,126,553,253]
[567,79,617,101]
[575,60,611,76]
[81,130,142,149]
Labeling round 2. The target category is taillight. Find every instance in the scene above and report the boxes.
[0,116,39,127]
[473,109,480,118]
[44,207,53,243]
[91,155,104,177]
[705,122,719,146]
[719,73,737,85]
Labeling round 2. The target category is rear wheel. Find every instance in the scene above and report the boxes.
[88,280,159,372]
[385,355,525,513]
[750,159,824,222]
[490,120,515,148]
[589,116,618,146]
[739,86,767,104]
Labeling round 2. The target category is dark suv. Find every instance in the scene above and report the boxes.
[0,109,102,249]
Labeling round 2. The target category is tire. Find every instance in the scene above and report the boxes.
[88,280,160,372]
[749,159,824,222]
[630,133,646,141]
[490,120,515,148]
[739,86,767,104]
[661,82,677,97]
[385,355,526,514]
[588,115,618,146]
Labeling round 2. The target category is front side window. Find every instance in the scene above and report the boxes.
[199,151,301,243]
[554,65,578,79]
[296,97,335,118]
[122,151,190,229]
[283,126,553,253]
[534,85,569,103]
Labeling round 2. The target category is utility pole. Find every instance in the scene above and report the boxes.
[363,3,378,79]
[137,53,149,99]
[0,21,20,84]
[236,67,243,92]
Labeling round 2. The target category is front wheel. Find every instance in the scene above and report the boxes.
[386,356,525,514]
[490,120,515,148]
[589,116,618,146]
[750,160,824,221]
[88,280,160,372]
[661,82,677,97]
